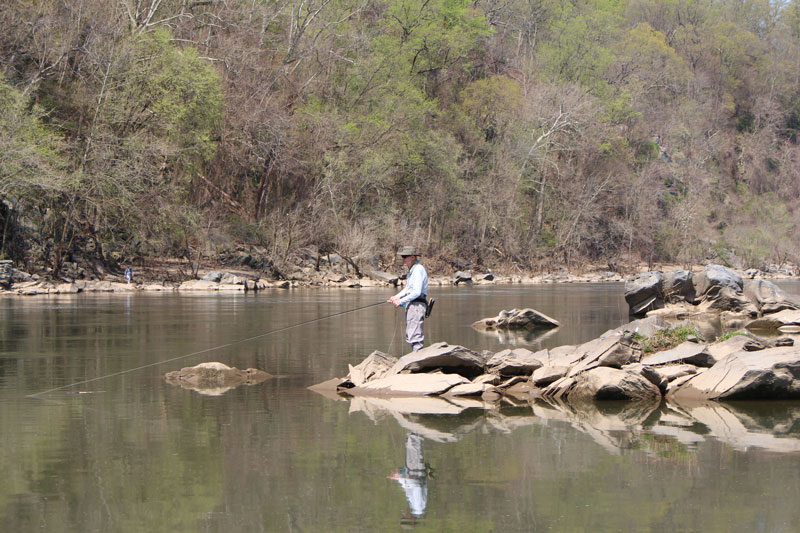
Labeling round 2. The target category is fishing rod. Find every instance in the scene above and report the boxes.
[27,299,389,398]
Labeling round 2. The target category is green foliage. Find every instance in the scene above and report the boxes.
[113,28,223,166]
[0,77,67,196]
[637,325,699,353]
[717,331,748,342]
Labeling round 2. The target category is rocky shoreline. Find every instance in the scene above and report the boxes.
[1,255,796,297]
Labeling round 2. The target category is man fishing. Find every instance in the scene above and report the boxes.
[388,246,429,352]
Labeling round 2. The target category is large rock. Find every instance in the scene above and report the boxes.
[669,346,800,400]
[624,271,664,315]
[641,341,716,367]
[746,309,800,332]
[696,286,757,315]
[486,348,543,376]
[663,270,695,303]
[164,362,272,394]
[567,334,643,377]
[390,342,486,378]
[547,367,662,402]
[692,264,742,298]
[744,279,800,315]
[472,308,560,330]
[342,350,398,387]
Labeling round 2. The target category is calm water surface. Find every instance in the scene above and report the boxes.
[1,282,800,532]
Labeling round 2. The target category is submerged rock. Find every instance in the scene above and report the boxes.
[164,362,272,395]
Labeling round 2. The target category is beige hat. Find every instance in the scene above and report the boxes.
[397,246,420,257]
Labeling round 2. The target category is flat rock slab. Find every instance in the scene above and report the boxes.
[531,365,570,387]
[641,341,715,367]
[390,342,485,378]
[348,372,469,396]
[707,335,752,360]
[670,346,800,400]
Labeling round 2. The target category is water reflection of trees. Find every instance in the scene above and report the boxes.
[344,395,800,454]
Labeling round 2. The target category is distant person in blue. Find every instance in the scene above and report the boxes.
[388,246,429,352]
[124,265,133,284]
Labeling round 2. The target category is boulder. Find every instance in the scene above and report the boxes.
[553,367,662,402]
[220,273,248,285]
[164,362,271,394]
[486,348,543,376]
[202,271,224,282]
[454,271,473,284]
[622,363,668,393]
[692,264,743,297]
[341,350,398,387]
[389,342,486,378]
[696,285,757,315]
[669,346,800,400]
[663,270,695,303]
[743,279,800,315]
[624,271,664,315]
[641,341,716,367]
[472,308,560,330]
[567,334,643,377]
[747,309,800,332]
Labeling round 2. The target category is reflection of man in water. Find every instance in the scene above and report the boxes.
[389,433,429,520]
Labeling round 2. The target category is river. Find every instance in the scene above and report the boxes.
[1,282,799,532]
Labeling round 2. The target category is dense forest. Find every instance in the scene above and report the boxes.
[2,0,799,277]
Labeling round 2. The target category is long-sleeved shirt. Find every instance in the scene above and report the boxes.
[393,261,428,306]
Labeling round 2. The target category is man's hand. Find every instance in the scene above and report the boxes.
[388,296,401,307]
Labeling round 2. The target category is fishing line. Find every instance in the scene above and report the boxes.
[27,300,388,398]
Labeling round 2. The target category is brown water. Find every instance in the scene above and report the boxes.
[1,283,799,532]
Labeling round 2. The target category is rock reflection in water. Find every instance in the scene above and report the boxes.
[474,325,560,346]
[343,394,800,454]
